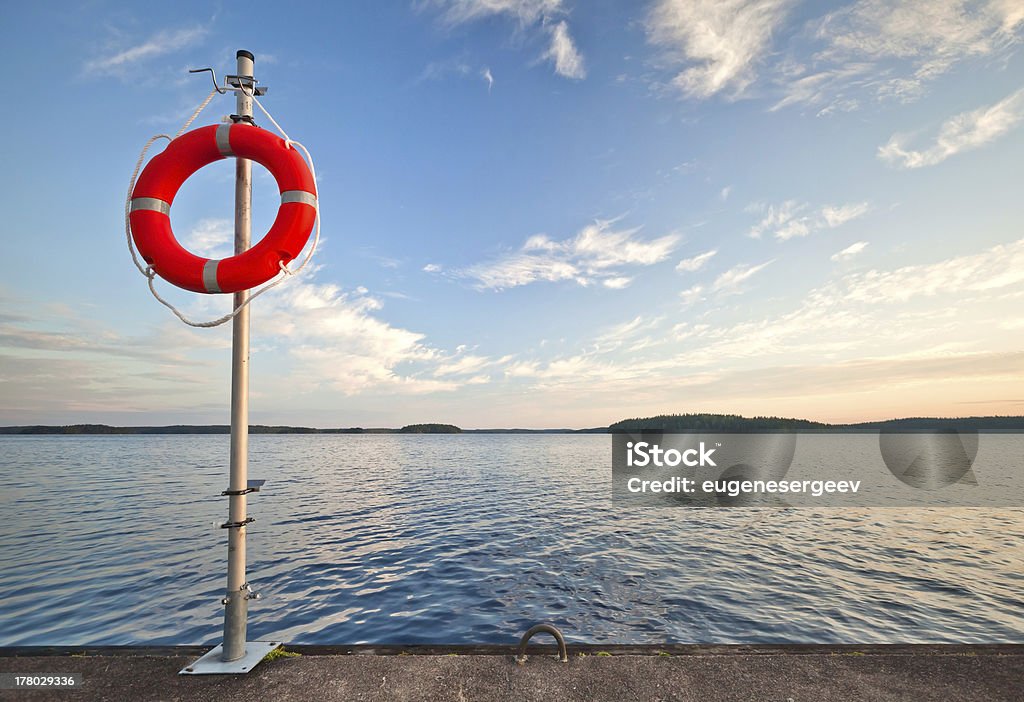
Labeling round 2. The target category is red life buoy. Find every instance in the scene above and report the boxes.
[129,123,317,294]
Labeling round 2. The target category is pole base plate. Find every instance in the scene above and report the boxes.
[179,641,280,675]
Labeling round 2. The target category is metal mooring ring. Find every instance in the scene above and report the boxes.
[516,623,568,664]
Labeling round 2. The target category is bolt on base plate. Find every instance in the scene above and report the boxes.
[179,641,281,675]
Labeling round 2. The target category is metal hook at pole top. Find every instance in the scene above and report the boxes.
[188,67,227,94]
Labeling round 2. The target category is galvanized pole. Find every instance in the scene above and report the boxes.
[222,48,255,663]
[180,50,277,675]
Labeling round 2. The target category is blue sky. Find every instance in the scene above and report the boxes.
[2,0,1023,428]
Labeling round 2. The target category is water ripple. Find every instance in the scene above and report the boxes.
[0,434,1022,645]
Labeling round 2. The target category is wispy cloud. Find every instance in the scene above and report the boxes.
[679,283,705,306]
[646,0,795,99]
[593,315,665,350]
[831,237,1024,303]
[748,200,869,240]
[86,26,208,76]
[433,352,493,377]
[602,276,634,289]
[713,260,773,293]
[437,0,563,24]
[676,249,717,272]
[817,0,1020,66]
[445,219,679,291]
[821,202,871,228]
[777,1,1024,112]
[431,0,585,79]
[418,57,498,91]
[461,236,1024,423]
[831,241,869,262]
[671,237,1024,371]
[878,87,1024,168]
[543,20,586,79]
[418,57,474,82]
[769,63,872,113]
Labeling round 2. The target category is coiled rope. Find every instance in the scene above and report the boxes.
[125,86,321,328]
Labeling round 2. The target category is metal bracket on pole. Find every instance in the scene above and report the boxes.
[222,479,266,496]
[188,67,268,96]
[180,48,277,676]
[225,74,268,96]
[220,517,255,529]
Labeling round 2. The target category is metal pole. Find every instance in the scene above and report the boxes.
[222,48,255,663]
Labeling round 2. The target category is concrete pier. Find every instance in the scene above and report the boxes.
[1,644,1021,701]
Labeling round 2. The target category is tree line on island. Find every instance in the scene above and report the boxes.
[0,423,465,435]
[2,413,1022,434]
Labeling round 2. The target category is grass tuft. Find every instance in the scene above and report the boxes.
[263,646,301,662]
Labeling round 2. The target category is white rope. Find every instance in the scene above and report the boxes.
[125,134,171,278]
[176,87,218,137]
[124,85,321,328]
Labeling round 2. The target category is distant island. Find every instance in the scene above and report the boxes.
[1,413,1023,434]
[397,423,461,434]
[607,413,1024,433]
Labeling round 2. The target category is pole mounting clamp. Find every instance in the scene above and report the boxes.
[222,479,266,496]
[220,517,255,529]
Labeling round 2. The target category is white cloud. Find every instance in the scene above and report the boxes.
[603,276,633,289]
[833,237,1024,303]
[676,237,1024,368]
[86,26,208,76]
[749,200,869,240]
[770,63,873,112]
[434,237,1024,422]
[748,200,806,239]
[437,0,563,24]
[822,202,871,228]
[457,219,680,290]
[423,263,443,273]
[543,20,586,79]
[253,280,462,395]
[818,0,1020,63]
[434,353,491,376]
[590,315,670,355]
[432,0,585,80]
[831,241,869,262]
[676,249,717,272]
[680,284,705,305]
[777,0,1024,112]
[183,218,233,259]
[713,260,773,292]
[482,66,494,91]
[878,87,1024,168]
[720,185,733,202]
[647,0,795,99]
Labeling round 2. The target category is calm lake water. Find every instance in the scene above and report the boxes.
[0,434,1022,645]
